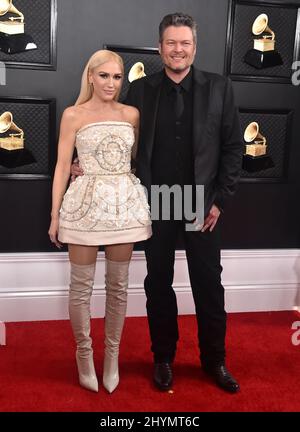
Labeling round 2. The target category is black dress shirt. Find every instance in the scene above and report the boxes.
[151,68,195,219]
[151,68,194,187]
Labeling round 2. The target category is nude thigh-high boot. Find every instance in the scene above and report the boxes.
[69,262,98,392]
[103,259,129,393]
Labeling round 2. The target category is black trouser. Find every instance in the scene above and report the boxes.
[144,219,226,366]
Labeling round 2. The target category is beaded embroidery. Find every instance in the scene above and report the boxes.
[59,122,151,232]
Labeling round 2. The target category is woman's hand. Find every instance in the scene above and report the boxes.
[48,217,62,249]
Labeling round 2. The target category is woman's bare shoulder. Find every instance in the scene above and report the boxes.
[118,103,139,124]
[61,106,85,130]
[63,105,83,119]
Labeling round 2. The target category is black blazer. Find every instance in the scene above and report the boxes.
[125,67,243,216]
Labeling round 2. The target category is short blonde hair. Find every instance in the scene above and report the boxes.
[75,50,124,105]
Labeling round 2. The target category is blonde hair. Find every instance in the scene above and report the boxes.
[75,50,124,105]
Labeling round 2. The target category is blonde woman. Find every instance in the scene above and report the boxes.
[48,50,152,393]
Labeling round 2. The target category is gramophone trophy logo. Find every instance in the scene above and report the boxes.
[0,0,37,54]
[242,121,274,172]
[0,111,36,168]
[244,13,283,69]
[128,62,146,82]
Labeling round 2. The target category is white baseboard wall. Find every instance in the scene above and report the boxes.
[0,249,299,322]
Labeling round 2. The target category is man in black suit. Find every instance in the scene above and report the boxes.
[125,12,243,393]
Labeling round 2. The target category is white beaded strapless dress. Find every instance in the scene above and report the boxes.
[58,121,152,245]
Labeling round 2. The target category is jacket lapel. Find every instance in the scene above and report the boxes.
[192,68,210,157]
[142,71,163,164]
[141,68,210,162]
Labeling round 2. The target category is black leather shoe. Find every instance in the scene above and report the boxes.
[153,362,173,391]
[203,364,240,393]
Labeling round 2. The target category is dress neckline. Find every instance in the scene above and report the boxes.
[76,121,134,135]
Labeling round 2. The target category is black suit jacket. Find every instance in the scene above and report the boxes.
[125,67,243,217]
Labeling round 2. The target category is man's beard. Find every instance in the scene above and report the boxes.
[164,62,191,74]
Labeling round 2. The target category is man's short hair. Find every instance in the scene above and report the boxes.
[159,12,197,44]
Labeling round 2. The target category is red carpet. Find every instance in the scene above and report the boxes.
[0,311,300,412]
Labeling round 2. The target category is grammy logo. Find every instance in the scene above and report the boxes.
[0,111,24,150]
[242,121,274,173]
[0,111,35,168]
[128,62,146,82]
[244,122,267,157]
[0,0,37,54]
[244,14,283,69]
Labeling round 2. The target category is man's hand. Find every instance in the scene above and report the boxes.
[194,204,221,232]
[70,157,84,182]
[201,204,221,232]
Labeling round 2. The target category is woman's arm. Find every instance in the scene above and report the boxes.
[127,106,140,172]
[48,107,77,247]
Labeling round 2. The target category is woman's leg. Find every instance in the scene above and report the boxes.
[68,244,99,392]
[102,243,133,393]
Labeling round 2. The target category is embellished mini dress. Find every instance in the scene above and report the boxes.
[58,121,152,245]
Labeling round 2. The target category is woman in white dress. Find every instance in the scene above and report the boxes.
[48,50,152,394]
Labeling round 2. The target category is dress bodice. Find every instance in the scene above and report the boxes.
[75,121,134,175]
[59,120,152,245]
